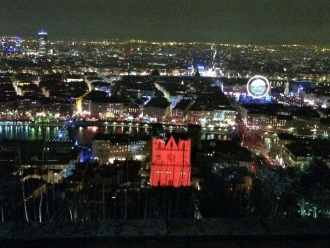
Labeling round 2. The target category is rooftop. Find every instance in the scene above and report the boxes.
[145,96,171,108]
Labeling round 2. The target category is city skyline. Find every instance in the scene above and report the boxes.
[2,10,330,235]
[1,0,330,44]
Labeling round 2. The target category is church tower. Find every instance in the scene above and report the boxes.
[150,135,191,187]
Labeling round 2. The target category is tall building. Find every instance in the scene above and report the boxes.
[284,81,289,96]
[38,29,48,56]
[14,36,21,52]
[150,135,191,187]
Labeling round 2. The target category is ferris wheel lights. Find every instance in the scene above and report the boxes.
[247,75,270,98]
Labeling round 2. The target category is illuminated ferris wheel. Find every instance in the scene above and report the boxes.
[246,75,270,98]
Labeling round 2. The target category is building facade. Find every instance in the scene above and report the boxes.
[143,97,172,122]
[92,134,151,165]
[150,135,191,187]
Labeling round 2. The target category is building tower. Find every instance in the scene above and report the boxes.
[284,81,289,96]
[38,29,48,57]
[14,37,21,52]
[150,135,191,187]
[211,44,223,77]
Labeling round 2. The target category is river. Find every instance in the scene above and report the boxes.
[0,121,233,145]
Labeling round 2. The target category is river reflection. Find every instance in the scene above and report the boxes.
[0,123,233,145]
[0,124,151,145]
[0,125,59,141]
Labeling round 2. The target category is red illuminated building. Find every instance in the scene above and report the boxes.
[150,135,191,187]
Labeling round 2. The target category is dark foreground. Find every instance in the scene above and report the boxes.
[1,219,330,248]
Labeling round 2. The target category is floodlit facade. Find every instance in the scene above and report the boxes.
[150,135,191,187]
[92,134,151,164]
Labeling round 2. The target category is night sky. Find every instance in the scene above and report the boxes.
[1,0,330,44]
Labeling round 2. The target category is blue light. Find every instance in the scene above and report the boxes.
[38,29,47,35]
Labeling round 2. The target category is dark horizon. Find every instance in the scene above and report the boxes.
[1,0,330,45]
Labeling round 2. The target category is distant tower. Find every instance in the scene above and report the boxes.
[211,44,223,77]
[211,45,217,68]
[38,29,48,57]
[284,81,289,96]
[14,37,21,52]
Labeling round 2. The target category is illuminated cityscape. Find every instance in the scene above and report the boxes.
[1,31,330,223]
[1,1,330,245]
